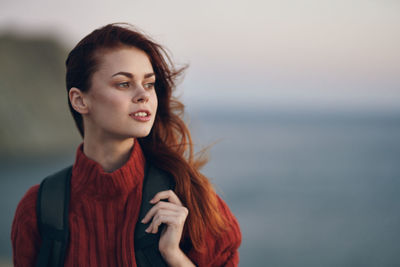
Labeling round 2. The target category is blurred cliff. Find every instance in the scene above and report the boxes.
[0,33,81,158]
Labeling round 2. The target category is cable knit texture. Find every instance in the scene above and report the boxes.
[11,141,241,267]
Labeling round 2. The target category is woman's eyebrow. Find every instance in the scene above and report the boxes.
[111,71,155,79]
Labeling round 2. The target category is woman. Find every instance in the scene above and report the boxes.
[11,23,241,266]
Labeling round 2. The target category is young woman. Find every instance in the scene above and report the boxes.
[11,23,241,267]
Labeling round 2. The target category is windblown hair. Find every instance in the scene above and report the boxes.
[65,23,228,251]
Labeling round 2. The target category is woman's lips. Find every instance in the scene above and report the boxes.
[129,110,151,122]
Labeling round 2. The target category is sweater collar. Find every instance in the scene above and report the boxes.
[71,141,146,198]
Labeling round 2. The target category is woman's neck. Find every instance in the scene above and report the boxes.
[82,137,135,173]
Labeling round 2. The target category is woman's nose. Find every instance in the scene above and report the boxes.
[132,85,150,103]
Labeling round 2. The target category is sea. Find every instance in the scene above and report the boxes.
[1,108,400,267]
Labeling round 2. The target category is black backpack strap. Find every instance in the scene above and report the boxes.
[36,166,72,267]
[134,163,175,267]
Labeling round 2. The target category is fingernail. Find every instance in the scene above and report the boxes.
[145,228,150,233]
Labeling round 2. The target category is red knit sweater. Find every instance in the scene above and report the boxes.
[11,142,241,266]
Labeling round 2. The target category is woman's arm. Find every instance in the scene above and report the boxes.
[11,185,41,267]
[213,195,241,266]
[187,195,242,267]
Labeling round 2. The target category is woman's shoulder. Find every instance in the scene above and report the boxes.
[215,194,242,244]
[215,195,238,220]
[13,184,40,222]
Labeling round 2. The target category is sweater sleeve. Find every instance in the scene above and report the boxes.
[188,195,242,267]
[11,185,41,267]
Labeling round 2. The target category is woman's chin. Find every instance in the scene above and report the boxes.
[130,129,152,139]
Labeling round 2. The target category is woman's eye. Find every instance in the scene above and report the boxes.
[144,82,155,89]
[118,82,130,88]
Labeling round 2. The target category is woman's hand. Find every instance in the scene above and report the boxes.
[141,190,195,267]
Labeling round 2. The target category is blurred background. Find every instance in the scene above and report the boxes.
[1,0,400,266]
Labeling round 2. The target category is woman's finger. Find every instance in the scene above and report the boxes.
[150,190,182,206]
[145,208,188,234]
[141,201,182,224]
[145,210,180,233]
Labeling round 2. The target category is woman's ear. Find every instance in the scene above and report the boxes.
[69,87,89,114]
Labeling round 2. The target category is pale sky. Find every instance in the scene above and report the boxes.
[1,0,399,112]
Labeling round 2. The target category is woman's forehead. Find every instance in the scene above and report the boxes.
[95,47,154,77]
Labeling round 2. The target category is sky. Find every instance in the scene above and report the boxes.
[1,0,399,112]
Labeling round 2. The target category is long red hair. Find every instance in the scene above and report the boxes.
[65,23,229,251]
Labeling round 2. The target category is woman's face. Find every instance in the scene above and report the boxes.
[82,46,158,140]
